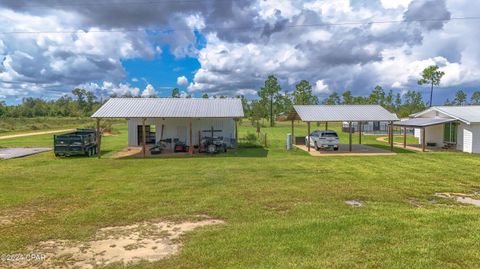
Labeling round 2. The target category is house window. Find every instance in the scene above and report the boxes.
[443,122,457,144]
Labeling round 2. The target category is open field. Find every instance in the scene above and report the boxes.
[1,120,480,268]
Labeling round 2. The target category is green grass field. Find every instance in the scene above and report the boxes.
[1,120,479,268]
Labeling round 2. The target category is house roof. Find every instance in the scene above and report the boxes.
[288,105,399,122]
[412,106,480,124]
[91,98,244,118]
[393,118,456,128]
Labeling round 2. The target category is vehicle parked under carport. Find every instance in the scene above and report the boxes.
[305,130,339,151]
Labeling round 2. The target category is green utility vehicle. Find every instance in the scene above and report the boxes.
[54,129,98,157]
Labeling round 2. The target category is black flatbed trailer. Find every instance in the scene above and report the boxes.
[53,129,98,157]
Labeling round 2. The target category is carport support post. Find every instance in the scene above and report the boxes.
[307,121,311,152]
[96,118,101,159]
[235,119,239,146]
[389,121,394,152]
[349,121,352,152]
[358,121,362,144]
[189,118,193,155]
[291,119,295,145]
[325,122,328,130]
[142,118,146,158]
[422,127,426,152]
[403,127,407,148]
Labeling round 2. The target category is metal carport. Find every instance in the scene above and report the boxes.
[393,118,456,152]
[287,105,399,152]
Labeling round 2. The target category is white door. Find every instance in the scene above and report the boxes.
[463,129,473,153]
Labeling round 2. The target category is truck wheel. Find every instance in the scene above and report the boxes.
[314,142,319,151]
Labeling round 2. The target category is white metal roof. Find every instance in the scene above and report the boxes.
[91,98,244,118]
[393,118,456,127]
[290,105,399,122]
[412,106,480,124]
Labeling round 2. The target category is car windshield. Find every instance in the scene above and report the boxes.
[322,132,338,137]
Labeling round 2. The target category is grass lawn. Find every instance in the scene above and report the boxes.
[1,120,480,268]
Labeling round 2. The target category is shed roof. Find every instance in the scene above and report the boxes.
[412,106,480,124]
[288,105,399,122]
[91,98,244,118]
[393,118,456,127]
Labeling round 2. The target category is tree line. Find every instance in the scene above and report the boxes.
[1,65,479,120]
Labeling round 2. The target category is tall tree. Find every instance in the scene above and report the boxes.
[251,99,267,126]
[323,92,340,105]
[292,80,318,105]
[368,85,385,105]
[470,91,480,105]
[403,90,426,115]
[72,88,87,113]
[394,93,402,110]
[417,65,445,107]
[237,95,251,117]
[453,90,467,105]
[258,75,281,127]
[341,90,353,104]
[171,88,180,98]
[275,90,293,116]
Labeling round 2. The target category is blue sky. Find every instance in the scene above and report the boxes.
[1,0,480,105]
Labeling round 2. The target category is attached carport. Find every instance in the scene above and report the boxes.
[393,118,456,152]
[287,105,399,152]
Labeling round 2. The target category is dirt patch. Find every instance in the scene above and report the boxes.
[0,208,43,226]
[111,147,143,158]
[345,200,363,207]
[12,218,224,269]
[0,129,74,140]
[435,192,480,207]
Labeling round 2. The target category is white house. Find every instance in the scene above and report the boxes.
[395,106,480,153]
[91,98,244,149]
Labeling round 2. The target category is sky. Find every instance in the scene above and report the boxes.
[0,0,479,105]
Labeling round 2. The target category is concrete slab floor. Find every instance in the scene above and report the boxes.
[0,147,52,159]
[295,144,396,156]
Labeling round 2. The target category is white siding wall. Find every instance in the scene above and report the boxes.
[127,118,236,147]
[463,123,480,153]
[418,124,444,146]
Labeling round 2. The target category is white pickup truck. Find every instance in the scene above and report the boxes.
[305,130,340,151]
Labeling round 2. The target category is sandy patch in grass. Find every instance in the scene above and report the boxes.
[435,192,480,207]
[12,218,223,269]
[345,200,363,207]
[111,147,142,158]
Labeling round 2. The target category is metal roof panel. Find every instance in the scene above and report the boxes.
[91,98,245,118]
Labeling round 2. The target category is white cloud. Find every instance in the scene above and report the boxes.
[314,80,330,94]
[176,76,189,86]
[380,0,412,9]
[141,84,157,97]
[185,13,205,30]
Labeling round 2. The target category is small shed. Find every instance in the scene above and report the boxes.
[394,106,480,153]
[288,105,399,152]
[91,98,244,157]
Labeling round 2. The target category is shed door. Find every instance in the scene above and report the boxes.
[463,129,473,153]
